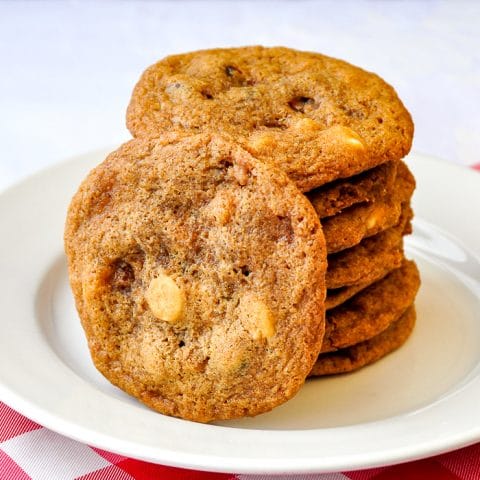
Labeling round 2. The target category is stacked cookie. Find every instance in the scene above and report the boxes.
[65,46,420,422]
[126,46,420,377]
[307,159,420,376]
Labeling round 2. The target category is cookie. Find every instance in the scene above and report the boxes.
[321,259,420,354]
[394,160,416,202]
[326,203,412,289]
[310,306,416,376]
[64,132,327,423]
[326,280,373,311]
[127,46,413,192]
[323,197,401,253]
[326,270,390,311]
[307,161,397,218]
[322,162,415,253]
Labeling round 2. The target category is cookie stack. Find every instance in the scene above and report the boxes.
[65,46,420,422]
[307,158,420,376]
[126,46,420,377]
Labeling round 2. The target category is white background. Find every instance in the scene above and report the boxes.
[0,0,479,191]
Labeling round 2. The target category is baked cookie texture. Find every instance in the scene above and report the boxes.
[308,161,397,218]
[65,46,419,419]
[321,259,420,354]
[326,273,388,311]
[322,161,415,253]
[310,306,416,376]
[64,132,327,423]
[127,46,413,191]
[326,202,412,290]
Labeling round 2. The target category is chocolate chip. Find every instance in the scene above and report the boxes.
[262,119,287,129]
[111,260,134,292]
[224,65,252,86]
[219,158,233,169]
[225,65,241,77]
[240,266,250,277]
[288,96,314,113]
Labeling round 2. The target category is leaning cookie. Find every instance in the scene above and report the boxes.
[310,306,416,376]
[127,46,413,191]
[65,132,327,423]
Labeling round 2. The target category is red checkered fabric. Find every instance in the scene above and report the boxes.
[1,400,479,479]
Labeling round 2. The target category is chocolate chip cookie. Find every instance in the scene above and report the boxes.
[308,161,397,218]
[321,259,420,354]
[326,203,412,289]
[65,132,327,422]
[310,306,416,376]
[127,46,413,191]
[322,161,415,253]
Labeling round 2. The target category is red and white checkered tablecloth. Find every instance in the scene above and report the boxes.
[1,400,479,479]
[1,164,479,480]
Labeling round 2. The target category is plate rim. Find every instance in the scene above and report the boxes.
[0,150,479,474]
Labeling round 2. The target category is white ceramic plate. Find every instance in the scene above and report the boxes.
[0,150,479,474]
